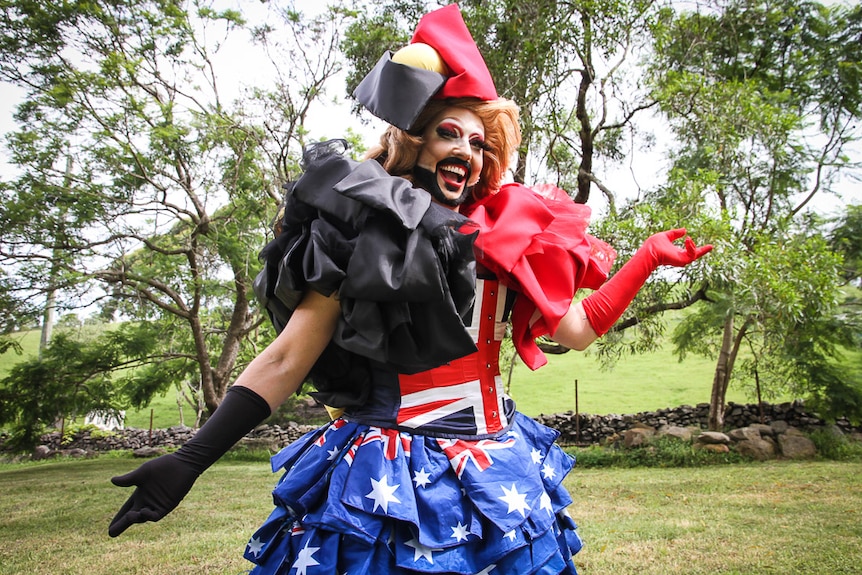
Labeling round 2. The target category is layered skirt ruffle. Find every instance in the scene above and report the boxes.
[244,413,581,574]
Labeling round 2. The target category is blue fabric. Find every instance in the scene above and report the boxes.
[244,414,581,574]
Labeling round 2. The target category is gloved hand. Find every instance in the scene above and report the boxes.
[581,228,712,335]
[108,385,271,537]
[108,451,200,536]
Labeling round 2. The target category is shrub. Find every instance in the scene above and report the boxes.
[568,436,745,468]
[808,428,862,461]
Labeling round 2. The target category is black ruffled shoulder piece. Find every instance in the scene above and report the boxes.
[253,140,478,407]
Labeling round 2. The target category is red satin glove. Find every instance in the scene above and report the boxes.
[581,228,712,335]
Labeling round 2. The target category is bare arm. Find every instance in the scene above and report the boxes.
[549,301,599,352]
[234,290,341,411]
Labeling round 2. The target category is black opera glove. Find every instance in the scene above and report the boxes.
[108,386,271,537]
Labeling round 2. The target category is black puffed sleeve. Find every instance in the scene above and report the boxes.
[253,141,478,407]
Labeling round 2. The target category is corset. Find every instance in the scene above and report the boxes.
[344,278,517,439]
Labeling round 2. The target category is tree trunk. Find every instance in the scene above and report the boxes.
[708,314,733,430]
[199,271,255,415]
[574,13,594,205]
[708,312,750,430]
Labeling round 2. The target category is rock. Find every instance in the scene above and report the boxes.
[728,427,762,442]
[736,438,776,461]
[770,420,789,435]
[695,431,731,445]
[657,425,693,442]
[623,428,653,448]
[32,445,53,460]
[133,446,166,458]
[238,437,282,453]
[749,423,774,437]
[778,434,817,459]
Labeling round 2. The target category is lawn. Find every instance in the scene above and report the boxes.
[0,456,859,574]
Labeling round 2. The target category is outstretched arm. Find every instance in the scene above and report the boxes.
[232,289,342,410]
[550,229,712,350]
[109,290,341,537]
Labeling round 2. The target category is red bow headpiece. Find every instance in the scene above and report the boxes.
[353,4,497,130]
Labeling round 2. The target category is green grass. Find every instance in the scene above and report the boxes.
[0,456,859,574]
[508,342,760,417]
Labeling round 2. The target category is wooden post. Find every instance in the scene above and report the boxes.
[575,379,581,445]
[149,408,154,445]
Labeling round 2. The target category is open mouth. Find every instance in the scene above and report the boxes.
[437,159,471,192]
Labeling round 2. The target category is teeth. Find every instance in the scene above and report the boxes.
[441,165,466,177]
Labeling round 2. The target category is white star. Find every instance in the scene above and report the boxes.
[293,540,320,575]
[450,521,470,542]
[366,474,401,513]
[413,467,432,488]
[530,448,543,464]
[404,537,440,564]
[476,565,497,575]
[498,483,531,517]
[246,536,264,557]
[541,463,557,480]
[540,491,553,515]
[327,446,339,460]
[504,529,517,541]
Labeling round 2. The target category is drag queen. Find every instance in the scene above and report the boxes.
[109,5,711,574]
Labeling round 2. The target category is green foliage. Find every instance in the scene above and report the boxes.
[0,333,120,450]
[570,436,747,468]
[0,320,192,449]
[60,423,117,445]
[808,428,862,461]
[0,0,348,415]
[640,0,862,425]
[831,204,862,284]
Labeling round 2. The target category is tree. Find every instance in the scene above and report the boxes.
[0,324,163,450]
[341,0,661,208]
[0,0,347,417]
[646,0,862,428]
[831,203,862,285]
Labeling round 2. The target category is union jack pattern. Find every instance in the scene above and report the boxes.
[360,426,411,461]
[437,436,517,479]
[313,418,348,448]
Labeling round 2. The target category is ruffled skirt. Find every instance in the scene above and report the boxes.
[243,413,581,574]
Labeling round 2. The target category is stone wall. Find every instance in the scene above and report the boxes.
[6,400,860,459]
[536,400,860,446]
[20,421,319,459]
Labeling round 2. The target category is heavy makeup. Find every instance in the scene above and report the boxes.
[414,107,487,209]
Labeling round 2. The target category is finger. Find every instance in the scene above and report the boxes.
[108,508,139,537]
[685,236,696,259]
[111,470,140,488]
[695,244,714,259]
[664,228,687,242]
[138,507,164,523]
[108,503,165,537]
[108,494,137,536]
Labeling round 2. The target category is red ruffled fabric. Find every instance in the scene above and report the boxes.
[463,183,616,370]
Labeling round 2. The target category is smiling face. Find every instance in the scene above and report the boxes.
[415,107,487,208]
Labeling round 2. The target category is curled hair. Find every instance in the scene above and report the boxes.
[364,98,521,200]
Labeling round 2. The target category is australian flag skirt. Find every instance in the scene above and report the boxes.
[243,413,582,574]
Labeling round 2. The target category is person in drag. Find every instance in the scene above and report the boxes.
[109,5,712,574]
